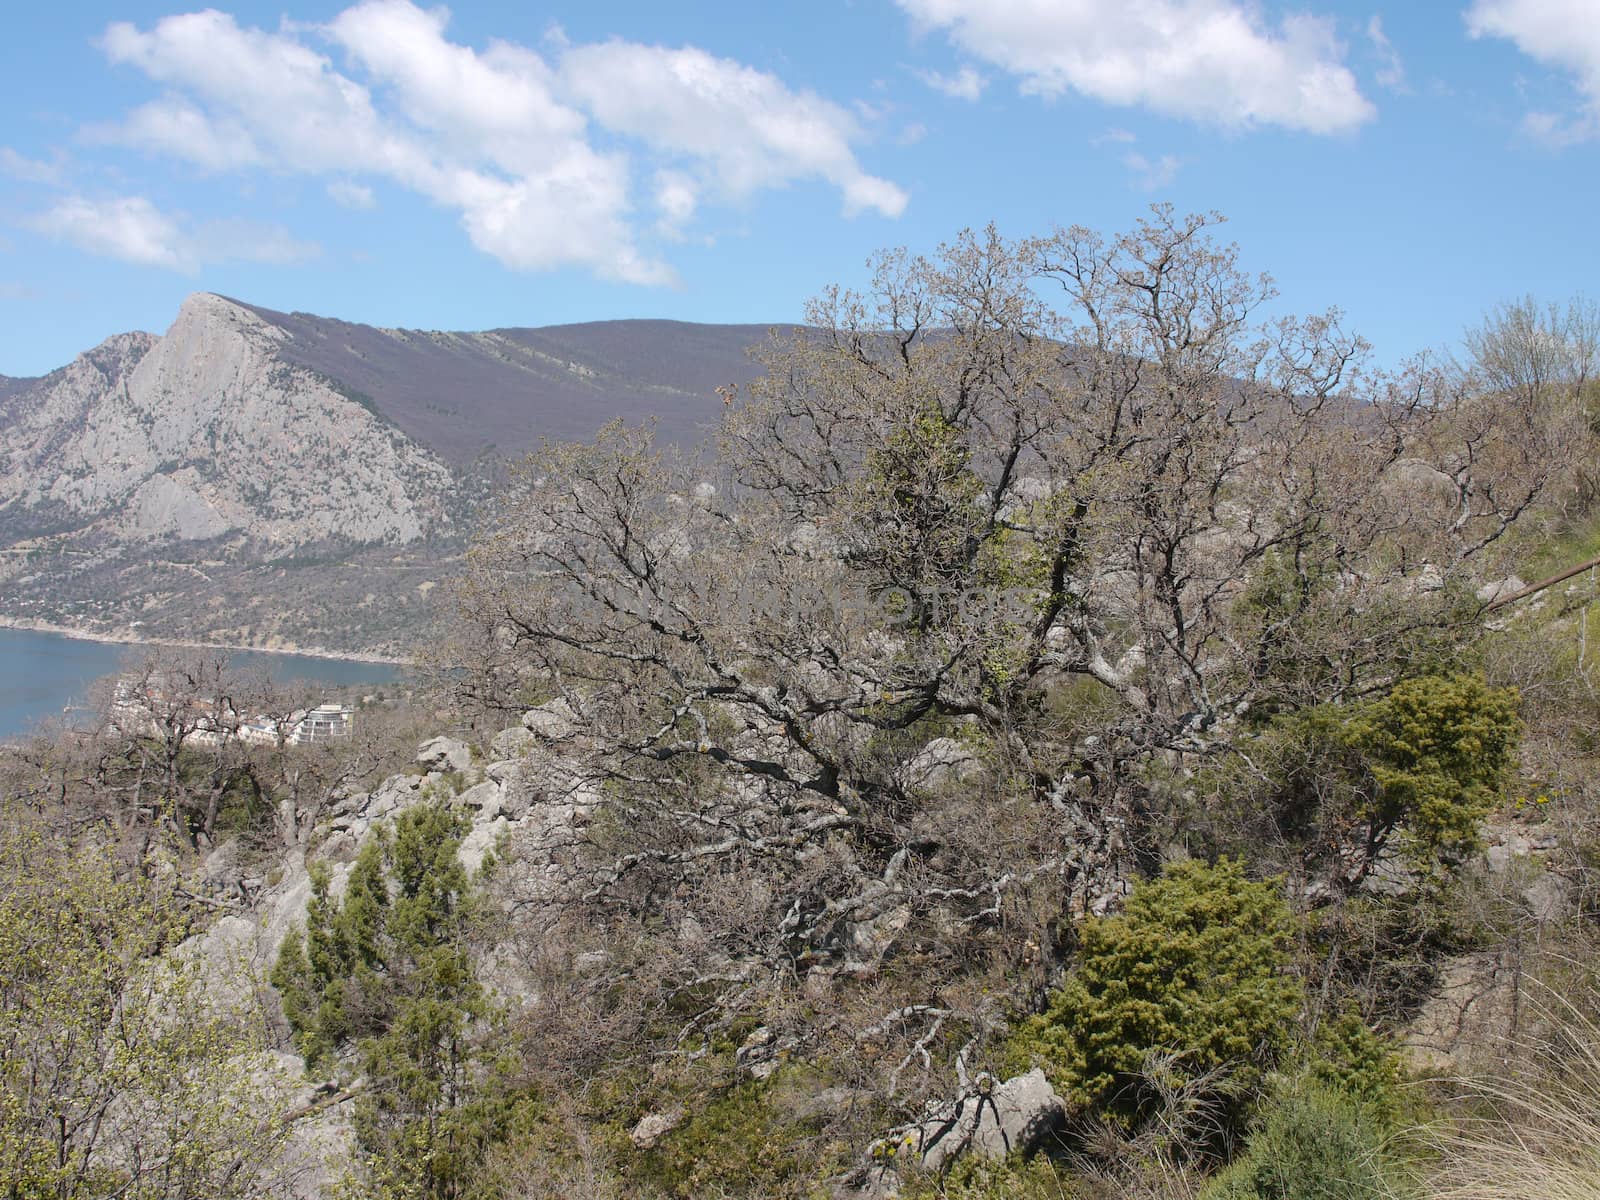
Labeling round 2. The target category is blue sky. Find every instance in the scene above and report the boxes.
[1,0,1596,377]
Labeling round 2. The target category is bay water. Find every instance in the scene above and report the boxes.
[0,627,404,742]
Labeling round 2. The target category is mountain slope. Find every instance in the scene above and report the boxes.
[0,294,778,655]
[235,300,781,463]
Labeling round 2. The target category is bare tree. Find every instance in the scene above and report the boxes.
[458,209,1568,1105]
[1462,294,1600,519]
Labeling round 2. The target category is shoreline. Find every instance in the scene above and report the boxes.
[0,616,412,667]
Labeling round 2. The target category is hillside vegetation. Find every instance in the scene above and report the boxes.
[3,209,1600,1199]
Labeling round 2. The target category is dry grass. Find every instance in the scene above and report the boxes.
[1423,961,1600,1200]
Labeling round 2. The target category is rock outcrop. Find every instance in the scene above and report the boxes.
[178,709,604,1197]
[840,1070,1068,1197]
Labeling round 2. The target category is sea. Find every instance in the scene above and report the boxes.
[0,626,405,742]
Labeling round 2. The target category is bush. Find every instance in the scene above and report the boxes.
[272,801,490,1199]
[1007,859,1300,1130]
[1207,674,1520,889]
[901,1152,1076,1199]
[1304,1006,1404,1130]
[1336,674,1519,871]
[1203,1080,1406,1200]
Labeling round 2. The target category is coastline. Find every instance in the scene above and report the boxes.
[0,616,412,667]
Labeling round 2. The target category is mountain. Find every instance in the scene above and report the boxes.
[0,294,777,656]
[233,299,780,463]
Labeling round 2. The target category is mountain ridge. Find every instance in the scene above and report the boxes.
[0,293,780,654]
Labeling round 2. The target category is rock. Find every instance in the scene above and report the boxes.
[416,735,473,775]
[846,1071,1067,1196]
[496,778,533,821]
[917,1070,1066,1172]
[737,1026,801,1080]
[1404,950,1518,1073]
[485,758,524,786]
[629,1106,686,1150]
[317,830,359,862]
[1413,563,1445,593]
[898,737,984,793]
[1524,872,1573,923]
[1477,575,1527,605]
[456,780,503,818]
[457,817,508,877]
[521,697,578,741]
[490,725,538,760]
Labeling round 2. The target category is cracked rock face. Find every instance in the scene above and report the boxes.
[0,292,454,550]
[840,1070,1068,1198]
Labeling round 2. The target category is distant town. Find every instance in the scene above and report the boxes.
[111,675,354,747]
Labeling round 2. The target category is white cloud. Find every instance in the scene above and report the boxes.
[29,194,318,274]
[652,168,698,238]
[559,41,908,218]
[917,65,987,101]
[327,179,377,209]
[89,1,905,283]
[0,147,65,185]
[895,0,1375,134]
[1123,151,1182,190]
[1366,16,1407,92]
[89,99,264,169]
[1467,0,1600,144]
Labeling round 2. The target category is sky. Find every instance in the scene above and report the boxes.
[1,0,1597,377]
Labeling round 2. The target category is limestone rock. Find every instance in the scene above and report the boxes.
[1524,872,1573,923]
[1477,575,1527,605]
[416,735,473,775]
[456,780,503,818]
[457,816,508,877]
[522,697,579,741]
[629,1106,686,1150]
[737,1025,801,1080]
[898,737,984,793]
[844,1070,1067,1197]
[490,724,538,760]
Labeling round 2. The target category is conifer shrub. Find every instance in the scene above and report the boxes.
[272,801,491,1198]
[1203,674,1519,889]
[1304,1005,1404,1130]
[1331,673,1519,871]
[1006,859,1301,1131]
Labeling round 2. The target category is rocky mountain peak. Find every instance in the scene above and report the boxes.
[0,296,776,653]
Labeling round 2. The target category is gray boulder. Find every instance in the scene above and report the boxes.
[490,724,538,760]
[521,697,578,741]
[898,737,984,793]
[416,735,473,775]
[629,1106,686,1150]
[456,780,504,819]
[844,1070,1067,1196]
[1477,575,1527,605]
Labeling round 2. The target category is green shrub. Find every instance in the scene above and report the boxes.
[1213,674,1520,887]
[272,801,490,1199]
[1305,1006,1404,1129]
[634,1077,810,1199]
[1335,674,1519,871]
[1203,1080,1406,1200]
[1007,859,1300,1129]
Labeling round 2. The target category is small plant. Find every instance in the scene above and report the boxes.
[1203,1079,1406,1200]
